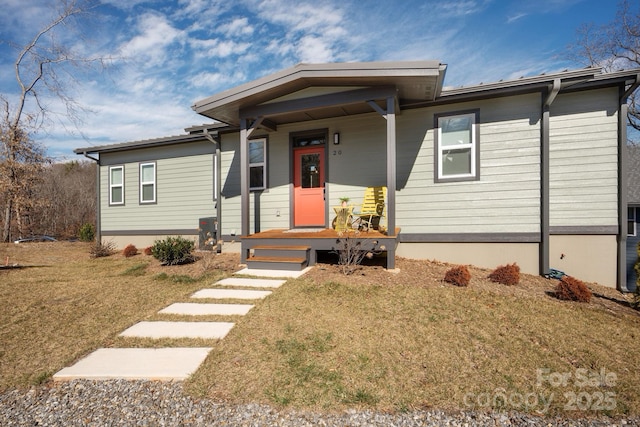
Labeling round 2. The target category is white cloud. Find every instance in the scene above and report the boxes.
[217,17,254,37]
[191,38,251,58]
[507,13,527,24]
[297,35,334,63]
[432,0,490,17]
[119,13,184,66]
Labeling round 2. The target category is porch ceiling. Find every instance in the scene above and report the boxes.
[192,61,447,126]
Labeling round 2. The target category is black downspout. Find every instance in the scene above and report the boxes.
[82,152,101,243]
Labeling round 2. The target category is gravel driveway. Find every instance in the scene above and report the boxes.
[0,380,636,426]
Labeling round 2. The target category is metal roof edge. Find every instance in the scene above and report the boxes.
[439,67,602,98]
[191,60,445,113]
[73,133,212,155]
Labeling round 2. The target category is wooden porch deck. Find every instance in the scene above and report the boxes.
[241,228,400,270]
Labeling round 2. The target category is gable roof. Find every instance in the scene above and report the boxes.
[192,61,447,126]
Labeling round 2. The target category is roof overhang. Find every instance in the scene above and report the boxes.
[192,61,447,126]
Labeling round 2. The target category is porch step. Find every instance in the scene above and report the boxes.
[246,256,308,271]
[247,245,310,271]
[253,245,310,259]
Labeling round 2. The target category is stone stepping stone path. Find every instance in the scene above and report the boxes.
[159,302,254,316]
[53,348,211,381]
[54,271,290,382]
[216,277,286,288]
[119,321,236,340]
[191,288,272,300]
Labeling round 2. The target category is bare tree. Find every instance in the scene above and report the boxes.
[32,161,96,238]
[568,0,640,133]
[0,0,109,242]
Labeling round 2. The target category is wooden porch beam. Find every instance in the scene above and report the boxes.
[386,95,396,268]
[240,86,397,119]
[240,118,250,240]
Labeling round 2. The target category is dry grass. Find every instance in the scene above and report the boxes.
[188,259,640,417]
[0,242,235,389]
[2,242,640,418]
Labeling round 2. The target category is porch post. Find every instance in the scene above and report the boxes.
[386,96,397,269]
[240,118,250,237]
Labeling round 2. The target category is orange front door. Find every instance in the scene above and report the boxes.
[294,146,325,227]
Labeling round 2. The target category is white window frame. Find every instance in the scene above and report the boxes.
[109,165,124,206]
[249,138,267,191]
[629,206,637,237]
[139,162,156,204]
[435,111,479,182]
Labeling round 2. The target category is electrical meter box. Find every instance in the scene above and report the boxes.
[198,217,218,251]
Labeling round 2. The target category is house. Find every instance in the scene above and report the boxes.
[74,60,640,290]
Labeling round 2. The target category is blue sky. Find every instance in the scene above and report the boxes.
[0,0,622,159]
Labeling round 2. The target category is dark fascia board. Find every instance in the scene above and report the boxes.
[440,67,600,97]
[191,60,445,114]
[403,67,640,108]
[73,132,215,155]
[184,122,234,134]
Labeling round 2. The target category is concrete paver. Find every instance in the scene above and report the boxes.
[119,321,235,339]
[234,267,312,278]
[53,347,212,381]
[215,277,286,288]
[159,302,253,316]
[191,289,272,300]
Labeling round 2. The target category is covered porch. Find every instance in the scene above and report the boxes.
[240,227,401,271]
[192,61,447,271]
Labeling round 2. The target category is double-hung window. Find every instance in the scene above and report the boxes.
[435,110,480,182]
[249,138,267,190]
[109,166,124,205]
[140,162,156,204]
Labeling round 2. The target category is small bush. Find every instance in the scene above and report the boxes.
[90,240,116,258]
[151,236,195,266]
[143,246,152,256]
[489,263,520,286]
[123,244,138,258]
[555,275,592,303]
[78,223,95,242]
[444,265,471,287]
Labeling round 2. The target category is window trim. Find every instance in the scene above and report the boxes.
[139,162,156,204]
[109,165,124,206]
[628,206,637,237]
[434,109,480,183]
[249,137,267,191]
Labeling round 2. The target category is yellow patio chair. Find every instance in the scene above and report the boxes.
[353,186,386,231]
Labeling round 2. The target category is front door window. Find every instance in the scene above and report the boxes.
[301,154,321,188]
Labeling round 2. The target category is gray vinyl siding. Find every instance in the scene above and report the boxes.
[219,132,291,235]
[549,88,619,227]
[397,94,542,234]
[100,142,216,232]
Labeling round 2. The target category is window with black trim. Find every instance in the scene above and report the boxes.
[435,110,479,182]
[249,138,266,190]
[140,162,156,203]
[628,207,636,236]
[109,165,124,205]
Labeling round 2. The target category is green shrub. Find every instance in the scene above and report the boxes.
[444,265,471,287]
[151,236,195,266]
[123,244,138,258]
[555,275,592,303]
[489,263,520,286]
[78,223,95,242]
